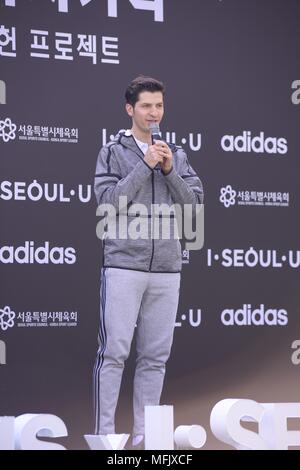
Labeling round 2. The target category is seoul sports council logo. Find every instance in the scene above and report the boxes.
[219,185,236,208]
[0,117,17,142]
[0,306,15,330]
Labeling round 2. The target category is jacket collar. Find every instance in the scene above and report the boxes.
[116,129,178,158]
[118,130,146,160]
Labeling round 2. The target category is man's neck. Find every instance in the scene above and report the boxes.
[131,128,151,145]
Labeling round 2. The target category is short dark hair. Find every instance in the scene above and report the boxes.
[125,75,165,107]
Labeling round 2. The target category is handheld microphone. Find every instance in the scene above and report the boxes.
[149,122,162,145]
[149,122,165,170]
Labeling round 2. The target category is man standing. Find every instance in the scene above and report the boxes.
[93,76,203,448]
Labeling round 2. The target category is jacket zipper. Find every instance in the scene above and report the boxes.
[121,136,155,271]
[148,171,155,271]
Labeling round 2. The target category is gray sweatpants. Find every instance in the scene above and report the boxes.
[93,267,181,436]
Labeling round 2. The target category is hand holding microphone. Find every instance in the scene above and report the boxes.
[144,123,173,173]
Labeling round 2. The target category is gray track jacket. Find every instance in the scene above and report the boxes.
[94,130,204,272]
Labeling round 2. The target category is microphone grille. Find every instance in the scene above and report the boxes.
[149,122,160,135]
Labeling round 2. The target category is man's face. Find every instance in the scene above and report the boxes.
[126,91,164,134]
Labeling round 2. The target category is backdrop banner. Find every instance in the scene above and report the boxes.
[1,0,300,450]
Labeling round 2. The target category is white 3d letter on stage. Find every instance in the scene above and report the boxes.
[210,399,300,450]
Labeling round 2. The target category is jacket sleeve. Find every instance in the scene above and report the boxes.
[94,145,152,209]
[162,149,204,213]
